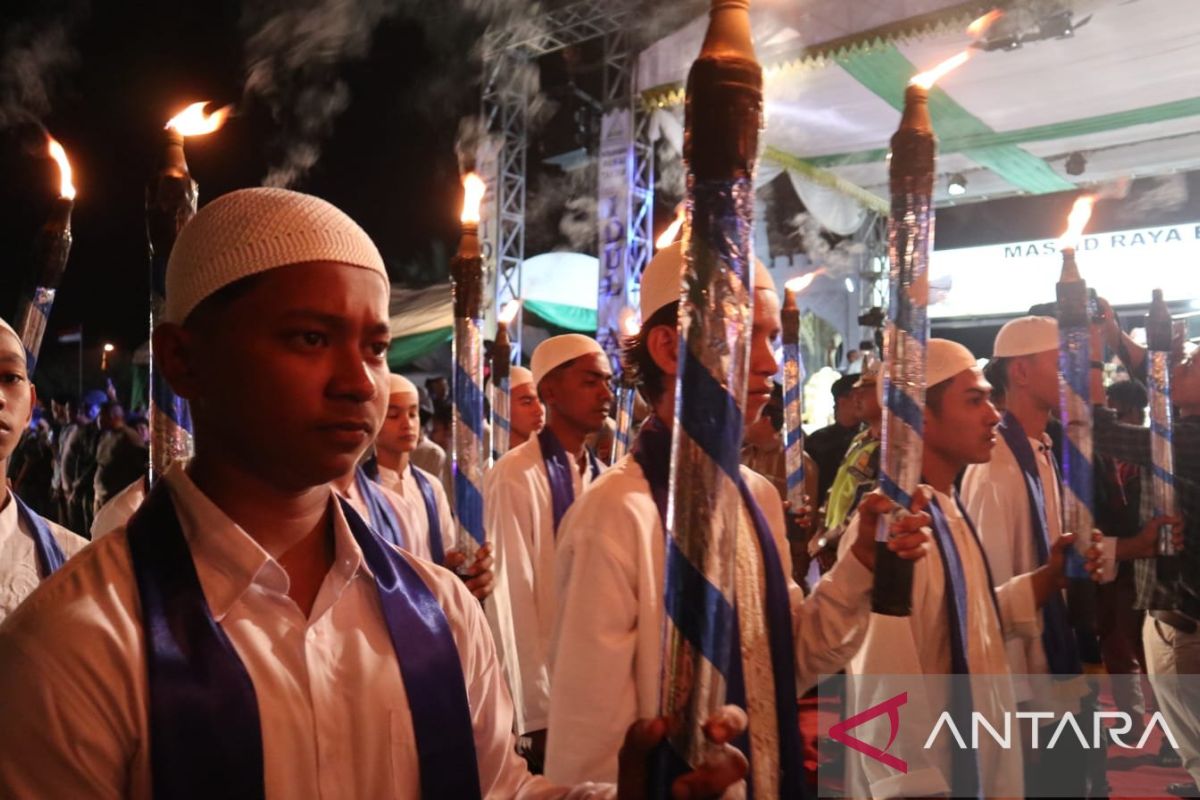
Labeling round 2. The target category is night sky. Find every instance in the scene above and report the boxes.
[1,0,488,401]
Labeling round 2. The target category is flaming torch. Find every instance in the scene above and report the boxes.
[1146,289,1180,604]
[870,55,960,616]
[147,101,230,481]
[490,300,520,466]
[659,0,765,781]
[610,308,641,465]
[656,204,686,251]
[1056,196,1099,609]
[13,136,75,374]
[782,272,821,538]
[451,172,487,563]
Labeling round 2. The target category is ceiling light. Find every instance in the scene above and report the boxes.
[947,173,967,196]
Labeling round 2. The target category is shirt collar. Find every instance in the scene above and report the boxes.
[162,464,373,621]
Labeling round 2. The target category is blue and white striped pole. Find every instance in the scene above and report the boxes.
[1147,288,1180,602]
[15,181,73,376]
[146,127,197,481]
[872,80,935,617]
[1056,203,1096,583]
[781,283,806,519]
[611,311,639,465]
[451,173,487,562]
[660,0,761,771]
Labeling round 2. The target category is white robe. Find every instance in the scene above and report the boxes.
[838,487,1037,799]
[0,464,610,799]
[91,476,147,540]
[961,433,1107,716]
[377,463,455,564]
[0,489,88,621]
[544,453,873,786]
[484,434,602,735]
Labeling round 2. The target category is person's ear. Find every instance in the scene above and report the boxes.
[646,324,679,379]
[152,323,204,402]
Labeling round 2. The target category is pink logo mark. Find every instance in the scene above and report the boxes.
[828,691,908,773]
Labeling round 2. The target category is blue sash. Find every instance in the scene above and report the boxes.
[631,415,807,800]
[537,428,601,535]
[409,465,445,564]
[126,480,482,800]
[13,492,66,577]
[928,494,1002,800]
[354,465,407,550]
[996,412,1082,676]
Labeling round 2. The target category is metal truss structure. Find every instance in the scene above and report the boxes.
[481,0,653,363]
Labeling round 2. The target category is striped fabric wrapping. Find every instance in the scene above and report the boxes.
[782,339,806,512]
[490,376,511,465]
[1149,350,1177,553]
[1055,268,1093,579]
[661,177,755,768]
[611,383,636,464]
[452,317,485,558]
[15,287,56,374]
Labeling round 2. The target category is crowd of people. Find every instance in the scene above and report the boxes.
[0,186,1195,799]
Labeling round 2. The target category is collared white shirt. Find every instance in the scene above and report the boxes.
[377,462,455,564]
[962,432,1112,712]
[839,487,1035,799]
[0,464,608,799]
[545,455,873,786]
[0,489,87,621]
[483,434,602,734]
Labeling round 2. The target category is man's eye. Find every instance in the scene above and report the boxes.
[368,341,389,357]
[0,373,26,385]
[294,331,328,347]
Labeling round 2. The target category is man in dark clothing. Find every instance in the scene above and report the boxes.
[60,391,105,535]
[92,402,148,515]
[804,373,861,509]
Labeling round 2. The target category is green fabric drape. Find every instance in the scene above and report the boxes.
[387,327,453,369]
[523,300,597,333]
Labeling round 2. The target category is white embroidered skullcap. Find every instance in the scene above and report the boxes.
[164,187,388,324]
[510,366,534,389]
[530,334,606,387]
[0,317,21,358]
[927,338,979,387]
[993,316,1059,358]
[639,240,774,320]
[389,374,418,398]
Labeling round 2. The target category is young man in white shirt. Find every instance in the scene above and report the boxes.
[0,188,743,800]
[0,317,87,621]
[485,333,612,769]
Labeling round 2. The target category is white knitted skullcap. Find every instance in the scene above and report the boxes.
[640,241,774,320]
[510,366,534,389]
[164,187,388,324]
[531,334,606,387]
[389,374,418,398]
[0,317,21,358]
[993,316,1059,358]
[927,338,978,387]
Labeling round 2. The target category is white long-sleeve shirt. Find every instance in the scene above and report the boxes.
[0,464,608,799]
[961,432,1110,714]
[838,488,1036,799]
[544,454,873,787]
[0,489,88,621]
[377,462,455,564]
[484,434,601,735]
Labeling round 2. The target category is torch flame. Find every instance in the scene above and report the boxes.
[165,102,232,137]
[656,205,686,250]
[461,172,486,225]
[785,268,826,296]
[1058,195,1096,249]
[967,9,1004,38]
[619,308,641,337]
[910,50,972,89]
[499,299,521,326]
[47,137,75,200]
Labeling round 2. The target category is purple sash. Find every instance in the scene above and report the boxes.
[126,481,482,800]
[13,492,66,577]
[537,427,601,535]
[997,412,1082,676]
[631,415,807,800]
[409,465,445,564]
[354,465,407,550]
